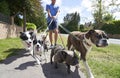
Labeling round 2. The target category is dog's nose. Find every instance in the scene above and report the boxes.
[37,45,39,47]
[103,40,107,43]
[29,42,32,44]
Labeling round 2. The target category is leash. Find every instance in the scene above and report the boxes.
[58,24,81,41]
[58,30,66,48]
[42,19,53,42]
[58,24,92,47]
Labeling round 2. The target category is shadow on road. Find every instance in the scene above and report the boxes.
[15,61,36,70]
[0,48,29,64]
[41,62,81,78]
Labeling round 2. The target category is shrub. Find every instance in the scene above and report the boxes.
[101,20,120,34]
[26,23,36,30]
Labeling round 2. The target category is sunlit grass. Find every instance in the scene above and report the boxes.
[0,38,23,61]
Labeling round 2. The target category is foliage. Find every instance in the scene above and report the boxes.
[101,20,120,34]
[4,0,47,30]
[91,0,116,29]
[92,0,106,29]
[60,12,80,33]
[0,0,10,15]
[103,13,115,23]
[26,23,36,30]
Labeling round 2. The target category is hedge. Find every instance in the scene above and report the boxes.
[101,20,120,34]
[26,23,36,30]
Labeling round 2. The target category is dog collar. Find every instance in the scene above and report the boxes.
[83,34,92,47]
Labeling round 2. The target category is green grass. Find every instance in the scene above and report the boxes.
[87,44,120,78]
[57,35,120,78]
[0,38,23,62]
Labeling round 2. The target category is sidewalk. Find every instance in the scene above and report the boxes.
[0,49,86,78]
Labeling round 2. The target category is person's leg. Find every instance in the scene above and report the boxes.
[49,30,53,45]
[54,29,58,45]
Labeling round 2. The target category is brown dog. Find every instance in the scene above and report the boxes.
[67,29,108,78]
[50,44,79,73]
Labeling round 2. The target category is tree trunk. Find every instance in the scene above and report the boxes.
[10,16,14,25]
[23,8,26,32]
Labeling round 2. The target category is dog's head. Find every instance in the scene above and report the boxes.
[20,31,35,47]
[63,50,79,66]
[86,29,109,47]
[33,39,43,52]
[51,44,65,54]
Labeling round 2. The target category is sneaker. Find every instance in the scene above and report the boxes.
[49,44,54,49]
[54,43,57,46]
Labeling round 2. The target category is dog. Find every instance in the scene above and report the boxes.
[38,33,50,50]
[20,31,36,55]
[50,44,79,73]
[67,29,108,78]
[33,39,47,65]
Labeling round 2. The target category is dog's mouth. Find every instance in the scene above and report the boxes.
[96,43,108,47]
[26,43,31,47]
[36,46,40,51]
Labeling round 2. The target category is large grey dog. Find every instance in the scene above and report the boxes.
[50,44,79,73]
[67,29,109,78]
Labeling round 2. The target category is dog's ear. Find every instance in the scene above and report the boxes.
[86,29,95,39]
[88,29,95,35]
[29,32,33,36]
[61,51,67,59]
[33,39,37,44]
[20,32,23,34]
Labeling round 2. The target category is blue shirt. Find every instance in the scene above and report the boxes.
[46,4,59,23]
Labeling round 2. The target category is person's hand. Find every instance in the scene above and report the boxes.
[52,16,56,19]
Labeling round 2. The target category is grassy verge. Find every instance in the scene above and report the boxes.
[87,44,120,78]
[0,38,23,62]
[58,35,120,78]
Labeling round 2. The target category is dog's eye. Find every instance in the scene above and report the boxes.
[33,40,37,44]
[103,35,109,39]
[96,35,102,39]
[30,37,33,40]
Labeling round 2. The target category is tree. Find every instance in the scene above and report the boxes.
[5,0,46,31]
[92,0,120,29]
[103,13,115,23]
[61,12,80,33]
[0,0,10,16]
[92,0,106,29]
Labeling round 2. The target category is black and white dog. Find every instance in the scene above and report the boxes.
[20,31,36,55]
[33,39,47,64]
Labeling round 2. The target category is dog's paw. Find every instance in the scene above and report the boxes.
[45,59,47,63]
[89,75,94,78]
[37,61,41,65]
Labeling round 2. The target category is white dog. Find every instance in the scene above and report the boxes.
[20,31,36,55]
[33,39,47,64]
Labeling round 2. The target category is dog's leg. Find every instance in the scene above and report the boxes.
[33,55,41,65]
[30,49,33,56]
[50,50,54,64]
[43,51,47,63]
[66,63,70,74]
[54,62,58,69]
[83,60,94,78]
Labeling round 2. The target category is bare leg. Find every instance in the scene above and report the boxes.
[83,60,94,78]
[49,31,53,45]
[54,29,58,44]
